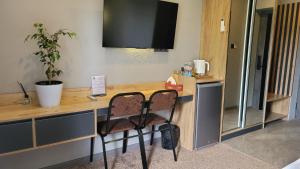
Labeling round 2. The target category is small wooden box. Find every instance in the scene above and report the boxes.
[165,83,183,91]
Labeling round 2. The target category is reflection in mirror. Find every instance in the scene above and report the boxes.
[222,0,248,132]
[244,9,273,127]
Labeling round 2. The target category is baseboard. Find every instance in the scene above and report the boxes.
[221,124,263,141]
[42,139,154,169]
[42,154,100,169]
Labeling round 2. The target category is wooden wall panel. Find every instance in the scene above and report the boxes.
[200,0,231,80]
[270,4,283,94]
[285,3,297,95]
[289,3,300,95]
[257,0,275,9]
[274,4,287,94]
[269,2,300,96]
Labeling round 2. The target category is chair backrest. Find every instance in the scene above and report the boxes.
[145,90,178,125]
[109,92,145,117]
[102,92,145,135]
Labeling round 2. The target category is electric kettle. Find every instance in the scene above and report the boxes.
[194,60,210,75]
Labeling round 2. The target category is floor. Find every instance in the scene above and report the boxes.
[224,120,300,168]
[67,120,300,169]
[222,107,263,132]
[67,143,275,169]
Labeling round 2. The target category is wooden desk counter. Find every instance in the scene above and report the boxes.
[0,81,193,123]
[0,81,194,156]
[0,77,221,156]
[194,76,224,84]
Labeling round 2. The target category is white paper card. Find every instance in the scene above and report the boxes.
[91,75,106,96]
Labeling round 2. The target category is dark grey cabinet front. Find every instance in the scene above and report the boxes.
[36,111,95,146]
[195,83,222,149]
[0,120,33,154]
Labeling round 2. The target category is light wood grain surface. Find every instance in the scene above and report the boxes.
[0,82,180,123]
[0,77,222,154]
[264,1,300,125]
[269,2,300,96]
[267,92,290,102]
[173,77,197,150]
[200,0,231,80]
[270,97,291,115]
[256,0,275,9]
[0,79,221,123]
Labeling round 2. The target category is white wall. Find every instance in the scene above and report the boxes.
[0,0,202,168]
[0,0,201,93]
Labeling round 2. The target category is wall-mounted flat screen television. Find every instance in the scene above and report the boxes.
[103,0,178,49]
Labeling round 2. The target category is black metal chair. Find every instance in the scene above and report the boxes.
[90,92,148,169]
[129,90,179,161]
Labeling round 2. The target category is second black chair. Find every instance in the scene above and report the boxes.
[130,90,179,161]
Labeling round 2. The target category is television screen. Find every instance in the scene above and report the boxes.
[152,1,178,49]
[103,0,178,49]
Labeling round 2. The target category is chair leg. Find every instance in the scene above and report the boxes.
[101,136,108,169]
[137,129,148,169]
[150,125,155,145]
[168,124,177,162]
[90,137,95,162]
[122,130,129,153]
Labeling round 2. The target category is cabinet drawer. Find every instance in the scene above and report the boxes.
[36,111,95,146]
[0,120,33,154]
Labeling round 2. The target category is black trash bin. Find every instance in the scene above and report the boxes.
[159,124,180,150]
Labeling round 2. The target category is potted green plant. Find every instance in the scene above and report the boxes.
[25,23,76,107]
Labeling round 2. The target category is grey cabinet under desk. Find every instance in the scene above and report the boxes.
[36,111,95,146]
[0,120,33,154]
[0,111,96,156]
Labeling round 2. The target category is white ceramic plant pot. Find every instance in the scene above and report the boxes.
[35,81,63,108]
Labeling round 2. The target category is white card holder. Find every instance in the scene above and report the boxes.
[91,75,106,96]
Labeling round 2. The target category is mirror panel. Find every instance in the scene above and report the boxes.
[222,0,249,132]
[244,8,273,127]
